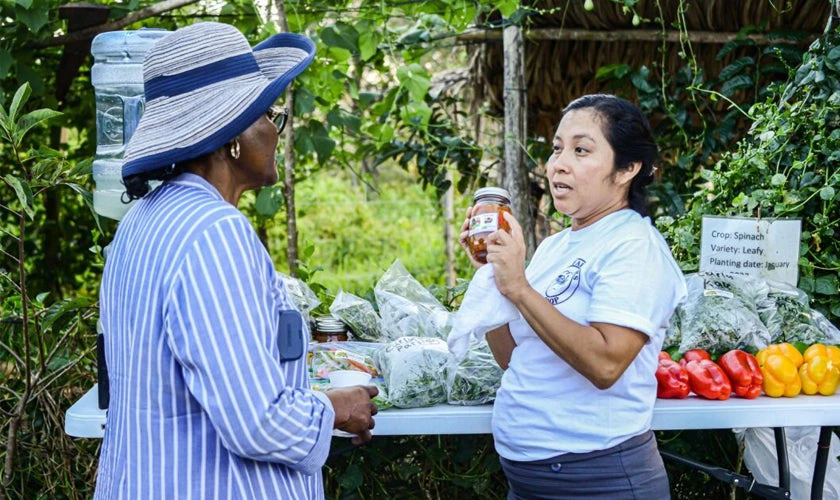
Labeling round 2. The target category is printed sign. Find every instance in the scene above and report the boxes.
[699,216,801,285]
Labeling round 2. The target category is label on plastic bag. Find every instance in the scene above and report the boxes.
[703,288,734,299]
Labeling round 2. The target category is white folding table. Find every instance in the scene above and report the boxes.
[66,386,840,498]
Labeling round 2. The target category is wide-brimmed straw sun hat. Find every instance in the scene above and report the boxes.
[122,22,316,179]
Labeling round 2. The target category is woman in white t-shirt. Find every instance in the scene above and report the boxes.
[459,94,687,499]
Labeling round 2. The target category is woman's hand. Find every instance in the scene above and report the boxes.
[325,385,379,445]
[486,211,528,300]
[457,206,486,270]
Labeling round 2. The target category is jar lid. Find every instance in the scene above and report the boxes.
[314,315,348,333]
[473,186,511,201]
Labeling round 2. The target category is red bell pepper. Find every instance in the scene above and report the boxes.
[659,351,673,362]
[656,358,690,399]
[685,359,732,400]
[679,349,711,367]
[718,349,763,399]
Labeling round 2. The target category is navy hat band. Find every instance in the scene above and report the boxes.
[144,53,259,101]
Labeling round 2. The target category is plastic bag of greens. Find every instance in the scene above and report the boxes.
[678,273,771,353]
[374,260,452,341]
[329,290,382,342]
[279,273,321,326]
[447,341,502,406]
[374,336,455,408]
[756,279,812,342]
[662,308,682,350]
[809,309,840,345]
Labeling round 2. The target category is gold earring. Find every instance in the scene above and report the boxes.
[230,138,240,159]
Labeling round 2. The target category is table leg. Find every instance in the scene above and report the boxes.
[810,426,834,500]
[773,428,790,492]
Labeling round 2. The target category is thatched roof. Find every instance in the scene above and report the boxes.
[468,0,830,140]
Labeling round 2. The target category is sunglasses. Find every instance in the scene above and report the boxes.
[266,106,289,135]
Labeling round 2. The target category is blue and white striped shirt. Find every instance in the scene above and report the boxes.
[95,173,334,499]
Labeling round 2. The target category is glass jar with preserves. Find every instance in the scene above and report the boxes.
[313,315,349,343]
[467,187,512,264]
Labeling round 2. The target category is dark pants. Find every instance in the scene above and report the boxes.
[500,431,670,500]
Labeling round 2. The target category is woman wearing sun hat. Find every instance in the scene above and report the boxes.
[95,22,377,499]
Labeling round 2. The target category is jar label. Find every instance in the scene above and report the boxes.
[469,213,499,236]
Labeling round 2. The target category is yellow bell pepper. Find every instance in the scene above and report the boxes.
[759,353,802,397]
[756,342,803,368]
[799,355,840,396]
[803,344,840,365]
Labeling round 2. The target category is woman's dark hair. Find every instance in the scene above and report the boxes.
[562,94,658,218]
[122,163,186,202]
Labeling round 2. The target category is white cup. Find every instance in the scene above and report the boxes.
[328,370,372,388]
[328,370,373,438]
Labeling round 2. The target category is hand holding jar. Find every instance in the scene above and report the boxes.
[459,187,513,267]
[458,188,527,299]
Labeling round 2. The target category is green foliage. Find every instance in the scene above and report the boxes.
[663,29,840,321]
[594,27,809,218]
[0,84,99,500]
[268,167,455,298]
[324,435,506,499]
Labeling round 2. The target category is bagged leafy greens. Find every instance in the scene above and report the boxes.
[374,260,452,341]
[756,280,812,341]
[662,307,682,350]
[678,273,771,353]
[809,309,840,345]
[329,289,383,342]
[278,273,321,326]
[447,341,502,405]
[756,280,840,345]
[374,336,455,408]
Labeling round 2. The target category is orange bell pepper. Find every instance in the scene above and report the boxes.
[756,343,803,368]
[758,353,801,397]
[799,354,840,396]
[685,359,731,400]
[718,350,763,399]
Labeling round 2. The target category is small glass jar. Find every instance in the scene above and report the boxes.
[313,315,348,343]
[467,187,512,264]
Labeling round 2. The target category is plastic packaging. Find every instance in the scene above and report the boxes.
[736,427,840,499]
[678,273,771,353]
[90,29,168,220]
[329,289,382,342]
[374,260,452,342]
[374,336,455,408]
[447,341,503,405]
[278,273,321,327]
[308,341,381,380]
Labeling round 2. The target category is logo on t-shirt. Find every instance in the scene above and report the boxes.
[544,258,585,305]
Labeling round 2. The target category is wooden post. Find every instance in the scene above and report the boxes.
[502,23,536,258]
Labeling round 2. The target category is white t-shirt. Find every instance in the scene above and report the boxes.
[492,209,687,461]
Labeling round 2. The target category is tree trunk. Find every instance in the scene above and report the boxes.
[502,23,536,258]
[443,169,455,287]
[273,0,299,275]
